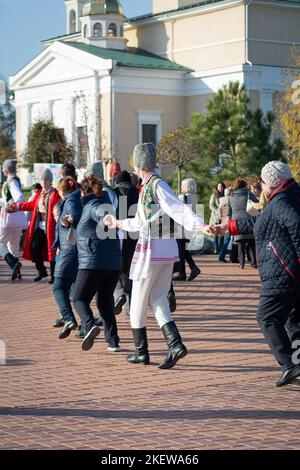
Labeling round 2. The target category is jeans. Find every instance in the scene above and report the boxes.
[73,269,120,347]
[257,293,300,369]
[219,234,232,261]
[53,277,76,323]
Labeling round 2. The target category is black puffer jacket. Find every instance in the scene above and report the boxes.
[229,179,300,297]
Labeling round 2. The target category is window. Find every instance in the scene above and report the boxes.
[69,10,76,34]
[108,23,117,37]
[142,124,157,145]
[83,25,88,38]
[77,126,88,168]
[93,23,102,37]
[120,25,123,37]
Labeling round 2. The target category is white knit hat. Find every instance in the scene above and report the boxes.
[261,161,292,187]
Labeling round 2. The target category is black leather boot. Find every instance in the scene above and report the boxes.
[158,321,188,369]
[33,268,48,282]
[127,327,150,365]
[4,253,22,281]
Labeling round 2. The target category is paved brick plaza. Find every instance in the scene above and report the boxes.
[1,255,300,450]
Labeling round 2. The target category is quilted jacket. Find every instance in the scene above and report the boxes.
[228,179,300,297]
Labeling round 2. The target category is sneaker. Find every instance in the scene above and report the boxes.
[107,346,122,352]
[276,365,300,387]
[59,320,78,340]
[81,325,101,351]
[52,316,65,328]
[114,295,127,316]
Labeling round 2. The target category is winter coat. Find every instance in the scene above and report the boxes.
[18,188,60,262]
[228,179,300,297]
[52,189,82,280]
[209,193,220,225]
[76,192,122,271]
[229,187,254,241]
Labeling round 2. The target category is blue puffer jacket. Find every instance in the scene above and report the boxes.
[76,192,122,271]
[230,179,300,297]
[53,189,82,280]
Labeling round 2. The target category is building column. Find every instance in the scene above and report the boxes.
[20,103,32,153]
[65,98,76,146]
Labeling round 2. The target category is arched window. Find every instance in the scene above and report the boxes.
[83,25,88,38]
[108,23,117,37]
[93,23,102,37]
[69,10,76,34]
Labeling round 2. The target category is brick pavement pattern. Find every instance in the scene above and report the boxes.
[1,256,300,450]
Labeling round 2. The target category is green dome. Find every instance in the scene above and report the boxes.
[82,0,125,17]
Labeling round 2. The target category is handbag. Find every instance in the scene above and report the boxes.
[246,199,259,217]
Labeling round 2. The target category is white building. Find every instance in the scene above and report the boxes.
[9,0,300,179]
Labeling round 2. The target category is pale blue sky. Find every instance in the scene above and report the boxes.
[0,0,152,81]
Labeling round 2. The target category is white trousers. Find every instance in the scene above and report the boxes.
[0,228,23,259]
[130,263,173,329]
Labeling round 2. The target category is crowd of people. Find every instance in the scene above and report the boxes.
[0,150,300,386]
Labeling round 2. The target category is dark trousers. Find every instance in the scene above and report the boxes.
[257,293,300,369]
[237,239,256,268]
[73,269,120,347]
[53,277,76,323]
[174,239,197,275]
[31,228,46,271]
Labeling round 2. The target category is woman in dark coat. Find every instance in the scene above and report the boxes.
[72,176,122,352]
[52,177,82,339]
[228,178,257,269]
[225,161,300,387]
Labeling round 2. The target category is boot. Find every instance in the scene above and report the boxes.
[158,321,188,369]
[4,253,22,281]
[33,268,48,282]
[127,327,150,365]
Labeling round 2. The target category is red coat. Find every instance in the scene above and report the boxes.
[19,188,60,262]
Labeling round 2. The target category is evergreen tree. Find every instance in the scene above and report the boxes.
[0,90,15,163]
[24,119,74,171]
[190,81,284,180]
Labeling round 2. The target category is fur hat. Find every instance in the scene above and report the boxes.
[133,143,157,171]
[85,162,104,181]
[2,159,17,174]
[261,161,292,187]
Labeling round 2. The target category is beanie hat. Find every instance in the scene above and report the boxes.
[116,170,131,185]
[134,143,157,171]
[2,159,17,174]
[40,168,53,181]
[261,161,292,187]
[85,162,104,181]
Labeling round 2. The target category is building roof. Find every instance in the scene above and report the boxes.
[128,0,300,22]
[81,0,125,17]
[63,41,193,72]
